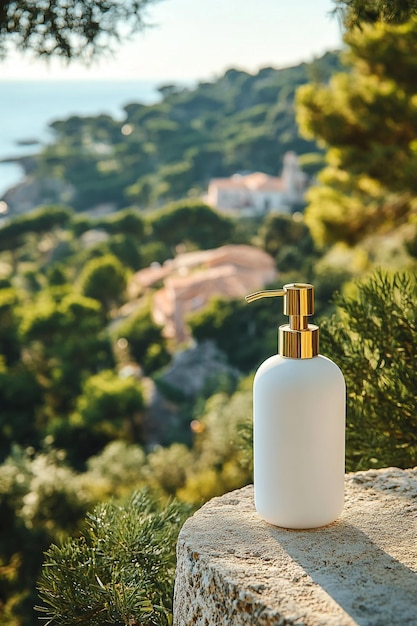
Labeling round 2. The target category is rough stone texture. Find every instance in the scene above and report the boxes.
[173,467,417,626]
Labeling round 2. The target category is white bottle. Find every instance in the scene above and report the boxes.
[246,283,345,529]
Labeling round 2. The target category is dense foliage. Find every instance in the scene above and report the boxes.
[0,189,307,623]
[333,0,417,29]
[1,17,417,624]
[0,0,156,60]
[31,52,342,211]
[113,304,170,375]
[297,18,417,248]
[36,492,189,626]
[321,270,417,470]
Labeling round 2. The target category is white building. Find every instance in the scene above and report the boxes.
[206,152,307,216]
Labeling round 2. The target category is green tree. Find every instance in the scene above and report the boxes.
[0,447,93,626]
[86,441,146,498]
[32,53,339,211]
[155,161,195,201]
[150,199,234,250]
[36,491,188,626]
[49,370,145,469]
[0,206,71,272]
[22,205,71,234]
[296,18,417,248]
[96,209,145,239]
[261,213,313,256]
[19,291,113,417]
[144,444,193,497]
[72,370,145,439]
[107,234,143,271]
[79,210,146,270]
[0,359,43,459]
[0,288,21,366]
[259,212,316,272]
[70,214,94,238]
[0,220,31,271]
[78,254,127,313]
[47,264,70,287]
[333,0,417,30]
[321,269,417,470]
[114,305,170,375]
[126,175,154,206]
[0,0,157,60]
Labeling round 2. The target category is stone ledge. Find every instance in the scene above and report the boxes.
[173,467,417,625]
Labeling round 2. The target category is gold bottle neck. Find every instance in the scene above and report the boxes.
[279,323,319,359]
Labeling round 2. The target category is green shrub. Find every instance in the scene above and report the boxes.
[0,447,93,624]
[114,305,170,376]
[321,269,417,470]
[36,491,189,626]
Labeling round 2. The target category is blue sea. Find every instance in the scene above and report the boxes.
[0,80,162,196]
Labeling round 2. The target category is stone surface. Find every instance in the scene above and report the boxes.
[173,467,417,626]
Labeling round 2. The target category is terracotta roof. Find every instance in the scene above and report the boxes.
[153,263,273,338]
[171,248,217,269]
[209,178,248,189]
[132,245,275,289]
[244,173,285,192]
[164,263,256,296]
[174,244,274,271]
[131,245,277,341]
[131,264,172,288]
[203,244,275,270]
[209,172,285,193]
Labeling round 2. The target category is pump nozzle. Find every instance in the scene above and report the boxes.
[245,289,286,303]
[245,283,319,359]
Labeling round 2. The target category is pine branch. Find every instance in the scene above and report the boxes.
[36,490,189,626]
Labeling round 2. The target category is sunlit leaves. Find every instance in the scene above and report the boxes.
[296,18,417,246]
[78,254,127,313]
[333,0,417,31]
[36,491,188,626]
[0,0,157,61]
[321,269,417,469]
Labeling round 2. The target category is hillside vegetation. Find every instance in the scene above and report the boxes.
[1,24,417,624]
[30,52,342,211]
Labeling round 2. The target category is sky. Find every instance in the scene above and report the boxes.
[0,0,343,82]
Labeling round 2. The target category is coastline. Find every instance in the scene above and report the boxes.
[0,79,162,196]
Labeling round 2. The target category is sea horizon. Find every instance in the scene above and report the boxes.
[0,79,171,196]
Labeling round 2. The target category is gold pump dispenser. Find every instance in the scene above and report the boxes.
[245,283,319,359]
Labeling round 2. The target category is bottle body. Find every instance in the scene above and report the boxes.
[253,354,345,529]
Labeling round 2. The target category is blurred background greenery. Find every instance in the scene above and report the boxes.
[0,1,417,624]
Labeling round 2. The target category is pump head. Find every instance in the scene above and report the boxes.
[245,283,319,358]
